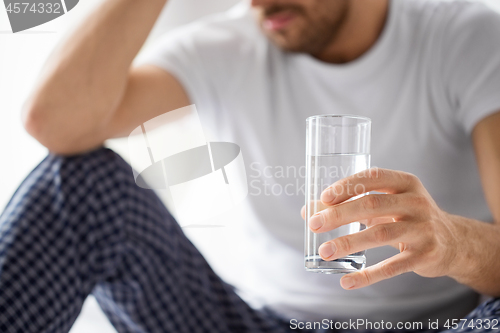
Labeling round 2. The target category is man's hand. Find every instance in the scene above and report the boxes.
[306,168,474,291]
[301,112,500,296]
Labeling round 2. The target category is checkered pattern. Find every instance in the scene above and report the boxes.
[442,297,500,333]
[0,147,498,333]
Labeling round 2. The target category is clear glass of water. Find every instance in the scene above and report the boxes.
[305,115,371,274]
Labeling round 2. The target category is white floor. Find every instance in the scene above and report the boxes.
[69,297,117,333]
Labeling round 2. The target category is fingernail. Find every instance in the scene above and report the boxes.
[321,187,336,204]
[319,242,336,259]
[309,214,324,231]
[341,276,356,289]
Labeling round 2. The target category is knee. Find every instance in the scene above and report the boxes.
[0,148,134,242]
[56,147,135,187]
[0,148,134,289]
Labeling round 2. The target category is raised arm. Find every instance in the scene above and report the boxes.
[22,0,190,155]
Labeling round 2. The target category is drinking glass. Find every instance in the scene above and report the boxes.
[305,115,371,273]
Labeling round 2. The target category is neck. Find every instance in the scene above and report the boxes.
[314,0,389,64]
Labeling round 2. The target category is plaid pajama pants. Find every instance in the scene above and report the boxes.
[0,147,498,333]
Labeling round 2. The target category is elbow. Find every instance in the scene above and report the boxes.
[21,101,81,156]
[22,94,107,156]
[22,100,50,146]
[22,101,44,143]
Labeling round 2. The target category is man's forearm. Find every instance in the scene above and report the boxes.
[448,215,500,297]
[23,0,168,153]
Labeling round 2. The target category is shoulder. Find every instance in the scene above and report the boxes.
[406,0,500,45]
[413,1,500,134]
[441,1,500,43]
[396,0,500,74]
[136,3,272,105]
[433,1,500,74]
[154,2,265,58]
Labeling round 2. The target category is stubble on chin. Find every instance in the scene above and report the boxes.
[255,2,350,55]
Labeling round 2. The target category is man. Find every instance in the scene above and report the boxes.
[1,0,500,331]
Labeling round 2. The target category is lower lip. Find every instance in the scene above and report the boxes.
[263,14,295,31]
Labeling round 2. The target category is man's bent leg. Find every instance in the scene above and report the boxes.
[441,297,500,333]
[0,148,293,333]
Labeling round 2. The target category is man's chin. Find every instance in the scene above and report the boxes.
[261,22,313,53]
[262,29,298,51]
[267,35,308,53]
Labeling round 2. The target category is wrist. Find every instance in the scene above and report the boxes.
[447,216,500,294]
[444,215,479,281]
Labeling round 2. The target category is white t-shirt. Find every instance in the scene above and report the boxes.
[136,0,500,324]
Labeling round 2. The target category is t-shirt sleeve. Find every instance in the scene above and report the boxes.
[134,25,217,112]
[442,3,500,134]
